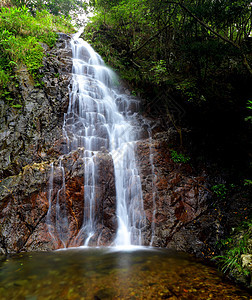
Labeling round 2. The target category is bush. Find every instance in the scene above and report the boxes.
[211,183,228,200]
[170,149,190,163]
[213,219,252,280]
[0,5,74,100]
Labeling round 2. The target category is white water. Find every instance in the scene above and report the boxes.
[59,29,146,246]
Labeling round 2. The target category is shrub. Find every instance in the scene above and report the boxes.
[211,183,228,200]
[0,5,74,102]
[213,220,252,279]
[170,149,190,163]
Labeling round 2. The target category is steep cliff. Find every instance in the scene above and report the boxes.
[0,34,72,179]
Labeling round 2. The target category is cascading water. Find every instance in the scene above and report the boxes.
[48,29,146,247]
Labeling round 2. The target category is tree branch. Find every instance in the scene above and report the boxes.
[131,23,171,54]
[171,1,252,75]
[130,4,179,54]
[130,0,252,74]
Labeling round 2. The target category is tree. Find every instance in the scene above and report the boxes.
[10,0,87,16]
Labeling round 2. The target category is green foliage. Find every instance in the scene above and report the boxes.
[24,38,44,73]
[150,60,168,85]
[213,219,252,277]
[0,70,10,89]
[10,0,86,17]
[247,100,252,110]
[244,179,252,186]
[176,79,199,102]
[0,5,74,102]
[170,149,190,164]
[86,0,160,87]
[211,184,228,200]
[11,103,22,109]
[214,237,249,275]
[245,100,252,123]
[86,0,252,100]
[90,0,120,9]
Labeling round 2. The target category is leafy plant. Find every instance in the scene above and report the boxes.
[213,219,252,277]
[0,70,10,89]
[211,183,228,200]
[10,0,87,17]
[11,104,22,109]
[0,4,74,104]
[150,60,168,85]
[176,79,199,102]
[170,149,190,163]
[244,179,252,186]
[245,100,252,123]
[214,237,250,275]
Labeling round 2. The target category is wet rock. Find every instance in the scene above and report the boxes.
[135,131,252,265]
[0,149,116,253]
[136,132,212,253]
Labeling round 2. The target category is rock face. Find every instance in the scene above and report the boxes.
[136,131,215,255]
[0,33,72,180]
[0,149,116,254]
[0,121,215,256]
[0,33,73,253]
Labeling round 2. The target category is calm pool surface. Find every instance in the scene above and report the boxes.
[0,247,251,299]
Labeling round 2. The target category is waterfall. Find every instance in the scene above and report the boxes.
[47,29,146,247]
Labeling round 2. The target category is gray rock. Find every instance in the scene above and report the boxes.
[0,33,72,179]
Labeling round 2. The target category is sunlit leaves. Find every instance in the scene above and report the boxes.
[10,0,86,16]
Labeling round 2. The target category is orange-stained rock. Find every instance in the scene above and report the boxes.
[136,131,210,252]
[0,130,251,258]
[0,148,116,253]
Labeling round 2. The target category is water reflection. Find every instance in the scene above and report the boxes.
[0,248,250,299]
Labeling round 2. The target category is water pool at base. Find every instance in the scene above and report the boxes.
[0,248,251,299]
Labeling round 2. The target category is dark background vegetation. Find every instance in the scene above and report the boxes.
[85,0,252,184]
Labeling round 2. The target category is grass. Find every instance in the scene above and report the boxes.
[213,219,252,278]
